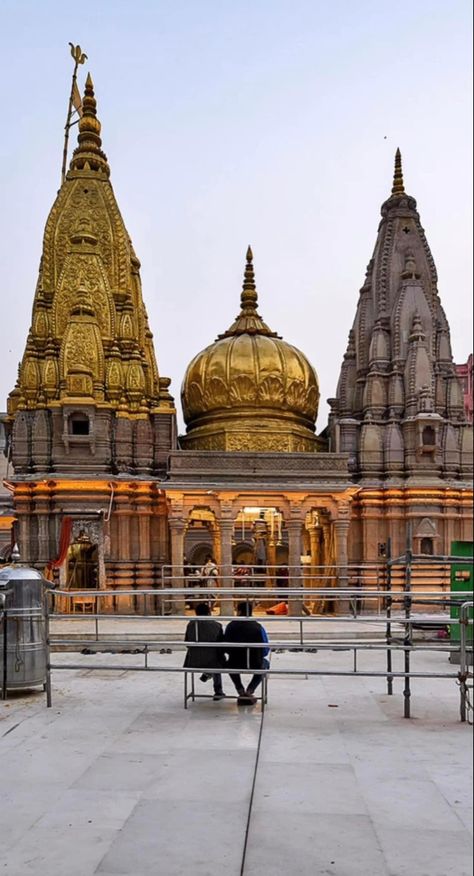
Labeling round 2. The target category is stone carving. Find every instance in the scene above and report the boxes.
[54,255,113,339]
[71,519,102,545]
[330,150,470,484]
[8,74,175,477]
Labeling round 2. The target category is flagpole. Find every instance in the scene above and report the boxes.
[61,43,87,186]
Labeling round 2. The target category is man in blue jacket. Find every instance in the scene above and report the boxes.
[224,601,269,705]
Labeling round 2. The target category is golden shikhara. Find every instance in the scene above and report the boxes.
[8,74,173,418]
[181,247,320,451]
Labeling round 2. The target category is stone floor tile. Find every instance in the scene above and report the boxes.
[72,751,167,792]
[252,762,367,815]
[359,776,467,831]
[0,827,118,876]
[36,788,141,830]
[376,826,473,876]
[96,800,246,875]
[142,747,256,802]
[244,812,390,876]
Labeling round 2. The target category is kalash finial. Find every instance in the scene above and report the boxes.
[217,245,279,339]
[391,148,405,196]
[69,72,110,176]
[77,73,102,147]
[241,245,258,310]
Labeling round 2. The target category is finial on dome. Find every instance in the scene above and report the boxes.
[217,246,279,339]
[391,148,405,196]
[69,72,110,176]
[241,245,258,310]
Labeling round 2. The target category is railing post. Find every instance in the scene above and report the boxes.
[386,537,393,696]
[458,601,473,723]
[403,531,413,718]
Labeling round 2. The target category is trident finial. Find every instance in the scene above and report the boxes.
[391,148,405,196]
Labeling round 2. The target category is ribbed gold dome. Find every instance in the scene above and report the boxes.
[181,248,319,452]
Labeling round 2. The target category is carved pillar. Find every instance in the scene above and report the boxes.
[219,517,234,617]
[135,484,153,603]
[266,539,277,590]
[14,484,34,563]
[333,501,351,614]
[287,511,303,616]
[18,514,33,563]
[114,485,134,613]
[308,523,323,612]
[212,522,222,568]
[169,517,186,615]
[34,482,51,564]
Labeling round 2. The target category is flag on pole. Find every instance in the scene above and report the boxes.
[72,79,83,117]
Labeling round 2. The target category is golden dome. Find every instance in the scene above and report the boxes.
[181,248,319,452]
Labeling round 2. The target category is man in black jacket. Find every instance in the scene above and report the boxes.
[184,603,226,700]
[224,602,269,705]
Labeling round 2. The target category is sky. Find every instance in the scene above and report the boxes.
[0,0,472,433]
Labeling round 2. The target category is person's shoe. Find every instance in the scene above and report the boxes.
[244,691,258,705]
[213,692,226,701]
[237,693,256,705]
[200,674,211,682]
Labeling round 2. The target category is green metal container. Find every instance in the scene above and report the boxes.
[450,541,473,653]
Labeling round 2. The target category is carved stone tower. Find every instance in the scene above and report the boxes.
[6,75,175,596]
[7,74,176,476]
[329,151,473,559]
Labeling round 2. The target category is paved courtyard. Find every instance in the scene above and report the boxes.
[0,645,472,876]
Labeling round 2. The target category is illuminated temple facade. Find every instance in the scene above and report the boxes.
[5,77,473,611]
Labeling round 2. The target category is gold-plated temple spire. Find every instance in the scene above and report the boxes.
[218,246,279,338]
[391,147,405,196]
[8,72,174,420]
[69,73,110,176]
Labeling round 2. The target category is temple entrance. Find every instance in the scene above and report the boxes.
[66,533,98,612]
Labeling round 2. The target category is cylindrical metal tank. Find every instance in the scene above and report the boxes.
[0,565,52,690]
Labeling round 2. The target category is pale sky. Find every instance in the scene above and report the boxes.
[0,0,472,433]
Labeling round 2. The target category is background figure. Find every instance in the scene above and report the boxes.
[224,601,269,705]
[200,554,218,606]
[183,602,226,700]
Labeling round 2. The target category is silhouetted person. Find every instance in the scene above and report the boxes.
[224,601,269,705]
[184,602,226,700]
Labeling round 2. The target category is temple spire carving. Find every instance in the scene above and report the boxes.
[330,151,472,482]
[8,75,176,475]
[391,147,405,196]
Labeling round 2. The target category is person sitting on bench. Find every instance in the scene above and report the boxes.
[183,602,227,701]
[224,601,269,705]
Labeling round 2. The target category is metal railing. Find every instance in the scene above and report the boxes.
[44,582,473,720]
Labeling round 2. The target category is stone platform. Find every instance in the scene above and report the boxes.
[0,647,472,876]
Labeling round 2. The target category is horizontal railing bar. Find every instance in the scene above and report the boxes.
[47,639,461,652]
[49,663,463,680]
[50,588,473,597]
[48,612,470,625]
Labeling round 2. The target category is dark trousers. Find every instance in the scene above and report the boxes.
[229,672,263,695]
[212,673,223,694]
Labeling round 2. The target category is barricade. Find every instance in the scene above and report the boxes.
[45,581,473,721]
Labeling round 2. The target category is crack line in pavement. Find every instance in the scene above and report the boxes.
[240,704,266,876]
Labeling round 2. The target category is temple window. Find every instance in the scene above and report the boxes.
[422,426,435,447]
[420,537,434,555]
[69,413,90,436]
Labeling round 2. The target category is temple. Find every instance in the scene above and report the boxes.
[328,149,473,561]
[4,78,473,611]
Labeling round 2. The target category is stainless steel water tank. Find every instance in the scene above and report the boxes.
[0,565,52,690]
